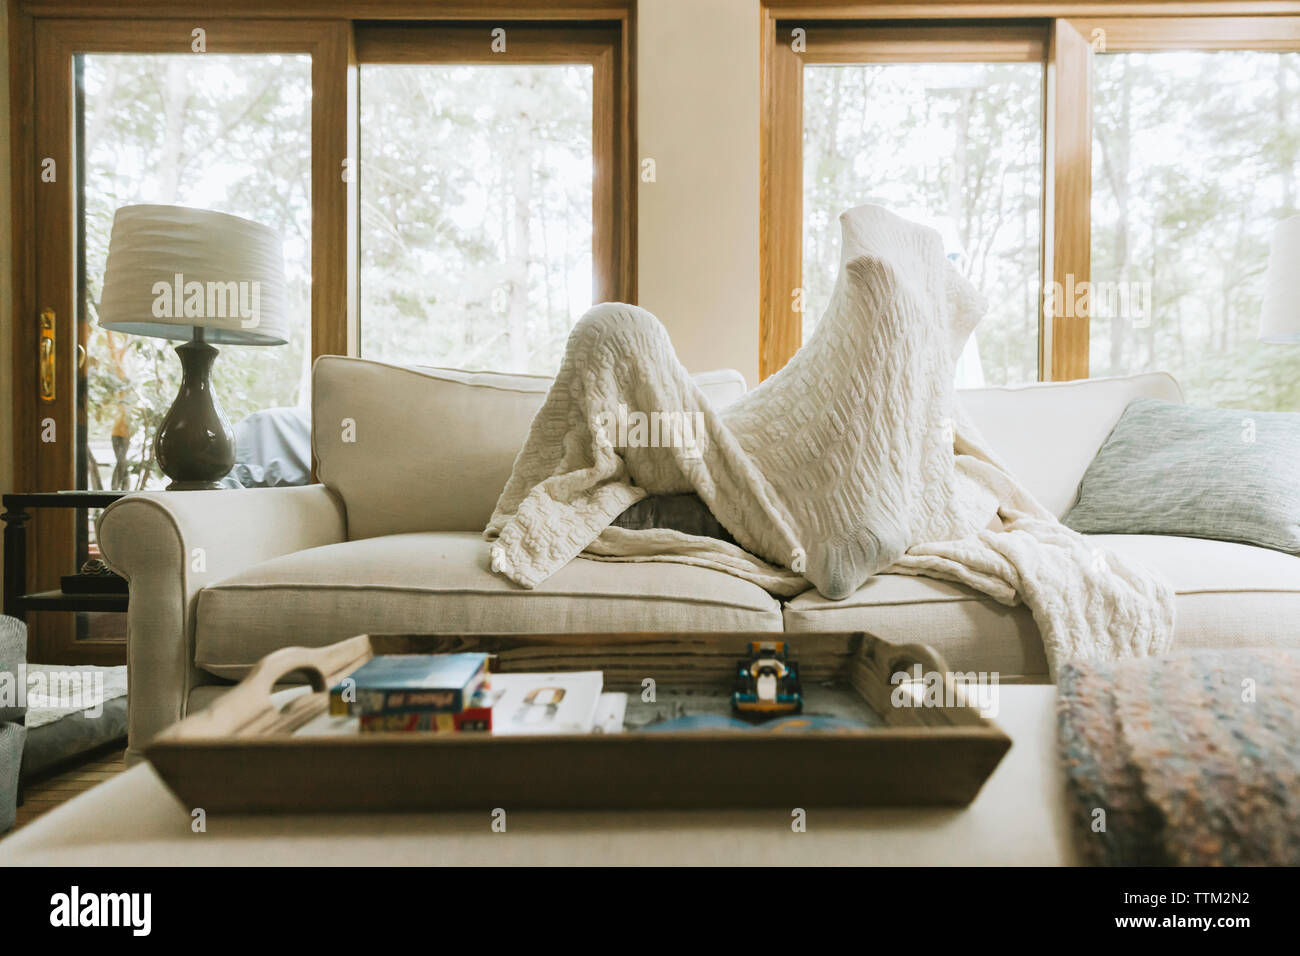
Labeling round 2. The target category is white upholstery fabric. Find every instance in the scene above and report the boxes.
[314,356,1177,538]
[784,534,1300,681]
[194,531,783,678]
[312,357,748,541]
[958,373,1183,518]
[97,485,348,762]
[480,211,1173,679]
[104,362,1285,762]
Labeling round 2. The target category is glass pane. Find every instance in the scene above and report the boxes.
[76,53,312,641]
[803,62,1044,386]
[1091,51,1300,410]
[359,64,593,374]
[79,53,312,494]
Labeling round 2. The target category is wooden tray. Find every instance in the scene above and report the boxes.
[146,632,1011,812]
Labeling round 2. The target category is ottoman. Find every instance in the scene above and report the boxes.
[0,686,1074,865]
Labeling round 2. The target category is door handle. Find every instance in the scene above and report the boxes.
[39,308,56,403]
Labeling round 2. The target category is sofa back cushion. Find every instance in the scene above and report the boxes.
[313,357,749,539]
[958,372,1183,518]
[315,357,1179,537]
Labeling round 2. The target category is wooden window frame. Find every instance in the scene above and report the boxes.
[1054,14,1300,376]
[7,1,635,664]
[760,3,1300,382]
[12,17,349,664]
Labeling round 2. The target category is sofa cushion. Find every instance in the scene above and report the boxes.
[783,534,1300,681]
[194,531,782,678]
[1063,398,1300,554]
[958,372,1183,518]
[312,356,749,540]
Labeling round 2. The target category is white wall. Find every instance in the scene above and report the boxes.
[636,0,760,387]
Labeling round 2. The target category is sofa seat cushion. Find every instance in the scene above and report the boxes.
[194,532,783,678]
[783,534,1300,681]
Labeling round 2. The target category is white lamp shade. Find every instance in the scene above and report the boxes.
[1260,213,1300,345]
[98,204,290,345]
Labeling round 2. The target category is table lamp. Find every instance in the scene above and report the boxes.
[1260,213,1300,345]
[97,204,289,490]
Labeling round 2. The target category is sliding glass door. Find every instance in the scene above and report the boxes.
[20,19,348,662]
[11,13,632,662]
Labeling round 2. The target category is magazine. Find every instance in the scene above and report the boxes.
[489,672,604,736]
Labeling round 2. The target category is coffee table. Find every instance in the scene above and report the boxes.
[0,686,1076,865]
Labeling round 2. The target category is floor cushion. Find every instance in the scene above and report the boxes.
[21,695,128,778]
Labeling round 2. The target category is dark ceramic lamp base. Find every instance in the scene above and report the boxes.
[154,330,235,491]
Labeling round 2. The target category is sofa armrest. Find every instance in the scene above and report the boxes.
[97,485,347,761]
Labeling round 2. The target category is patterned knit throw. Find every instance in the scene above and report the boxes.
[1058,651,1300,866]
[485,205,1175,675]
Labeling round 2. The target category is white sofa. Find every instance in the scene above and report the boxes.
[99,357,1300,761]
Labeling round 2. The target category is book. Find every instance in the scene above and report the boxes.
[329,653,490,717]
[489,672,604,736]
[358,686,496,733]
[359,708,492,733]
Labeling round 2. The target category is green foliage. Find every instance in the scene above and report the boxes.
[1091,51,1300,412]
[359,65,593,374]
[804,53,1300,410]
[802,63,1043,386]
[80,49,1298,497]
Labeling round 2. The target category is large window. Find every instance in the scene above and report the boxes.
[360,64,593,373]
[79,53,313,494]
[18,18,346,663]
[764,15,1300,399]
[803,60,1042,386]
[356,23,629,375]
[1090,49,1300,410]
[766,24,1047,384]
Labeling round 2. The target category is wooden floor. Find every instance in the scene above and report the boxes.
[13,745,128,831]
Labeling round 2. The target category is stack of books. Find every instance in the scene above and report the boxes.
[329,654,624,735]
[329,653,493,733]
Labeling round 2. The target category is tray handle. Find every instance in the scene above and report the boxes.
[853,634,985,727]
[162,636,373,740]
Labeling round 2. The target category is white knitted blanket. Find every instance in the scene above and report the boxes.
[486,206,1175,675]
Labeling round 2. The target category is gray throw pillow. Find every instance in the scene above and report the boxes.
[1063,397,1300,554]
[612,494,736,545]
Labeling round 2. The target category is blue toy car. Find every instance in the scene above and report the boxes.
[732,641,803,718]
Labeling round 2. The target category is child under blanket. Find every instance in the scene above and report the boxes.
[484,205,1175,677]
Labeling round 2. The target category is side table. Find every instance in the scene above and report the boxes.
[2,492,129,623]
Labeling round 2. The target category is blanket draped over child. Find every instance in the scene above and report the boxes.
[485,205,1174,676]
